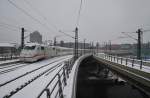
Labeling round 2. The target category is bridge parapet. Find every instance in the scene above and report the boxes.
[37,57,74,98]
[63,54,92,98]
[94,53,150,96]
[36,54,92,98]
[98,53,150,72]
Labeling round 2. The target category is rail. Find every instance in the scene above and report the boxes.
[98,53,150,72]
[37,57,74,98]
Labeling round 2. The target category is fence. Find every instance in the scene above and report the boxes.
[37,57,74,98]
[0,53,19,61]
[98,53,150,71]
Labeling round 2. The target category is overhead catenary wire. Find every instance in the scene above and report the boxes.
[0,22,21,29]
[0,21,32,32]
[122,32,137,41]
[0,24,19,32]
[7,0,55,33]
[8,0,84,41]
[22,0,58,31]
[0,14,34,32]
[24,0,86,41]
[142,29,150,33]
[121,28,150,40]
[57,0,84,41]
[58,29,84,40]
[22,0,76,40]
[59,30,75,39]
[76,0,83,27]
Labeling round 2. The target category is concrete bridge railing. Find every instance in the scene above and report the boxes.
[98,53,150,72]
[94,53,150,96]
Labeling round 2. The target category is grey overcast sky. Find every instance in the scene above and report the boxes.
[0,0,150,44]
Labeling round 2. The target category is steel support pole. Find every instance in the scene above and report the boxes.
[84,39,86,54]
[74,27,78,60]
[21,28,25,49]
[137,29,142,60]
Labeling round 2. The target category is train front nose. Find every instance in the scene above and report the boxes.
[20,50,35,61]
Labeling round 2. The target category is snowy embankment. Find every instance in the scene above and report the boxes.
[0,55,72,98]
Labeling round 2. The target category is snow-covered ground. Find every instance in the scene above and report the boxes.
[63,59,79,98]
[11,63,64,98]
[0,59,19,65]
[0,56,68,84]
[0,55,73,98]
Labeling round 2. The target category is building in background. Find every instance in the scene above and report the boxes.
[57,41,90,49]
[30,31,42,44]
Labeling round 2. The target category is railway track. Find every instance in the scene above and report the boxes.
[0,59,57,75]
[0,62,22,70]
[0,60,20,67]
[0,57,66,87]
[3,62,64,98]
[0,63,32,75]
[0,55,69,75]
[0,55,72,98]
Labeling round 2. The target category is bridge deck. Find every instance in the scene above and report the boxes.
[94,53,150,95]
[64,54,150,98]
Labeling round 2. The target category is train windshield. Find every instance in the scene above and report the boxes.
[24,46,36,50]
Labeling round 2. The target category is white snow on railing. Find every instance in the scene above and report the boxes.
[97,53,150,73]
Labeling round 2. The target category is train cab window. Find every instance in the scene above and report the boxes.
[41,46,44,50]
[24,46,35,50]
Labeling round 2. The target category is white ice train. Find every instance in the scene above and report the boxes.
[19,43,73,62]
